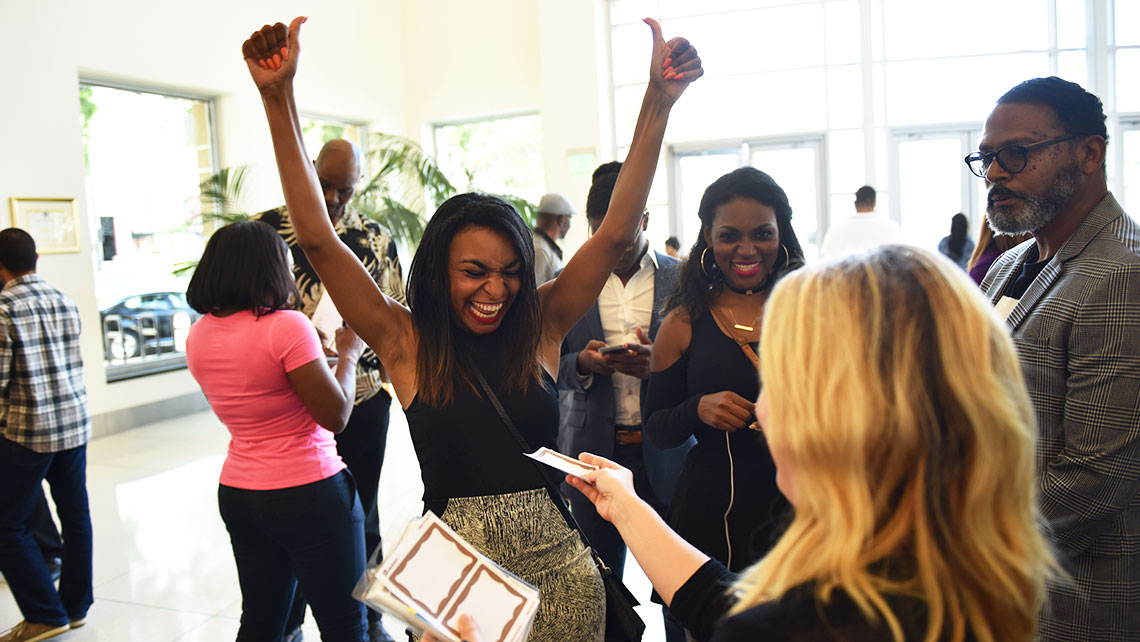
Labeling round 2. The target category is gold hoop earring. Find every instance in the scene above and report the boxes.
[700,247,717,278]
[780,244,790,267]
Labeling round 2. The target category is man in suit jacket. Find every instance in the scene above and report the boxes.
[975,77,1140,641]
[557,162,693,579]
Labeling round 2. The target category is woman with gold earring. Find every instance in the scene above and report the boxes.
[643,167,805,600]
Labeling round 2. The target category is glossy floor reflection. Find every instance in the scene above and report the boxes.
[1,408,664,641]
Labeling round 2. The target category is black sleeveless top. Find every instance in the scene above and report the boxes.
[404,335,558,515]
[643,310,787,571]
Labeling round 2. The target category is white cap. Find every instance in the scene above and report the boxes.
[537,192,576,216]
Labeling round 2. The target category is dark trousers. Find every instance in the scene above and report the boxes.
[568,440,664,578]
[32,488,64,560]
[219,470,367,642]
[286,392,391,632]
[0,437,93,626]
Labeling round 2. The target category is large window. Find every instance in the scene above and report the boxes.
[301,115,366,162]
[81,83,215,381]
[433,113,546,209]
[608,0,1140,252]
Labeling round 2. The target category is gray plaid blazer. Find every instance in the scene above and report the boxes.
[981,193,1140,641]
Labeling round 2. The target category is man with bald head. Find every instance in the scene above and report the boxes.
[254,139,403,642]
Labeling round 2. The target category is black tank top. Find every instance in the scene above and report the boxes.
[404,335,558,515]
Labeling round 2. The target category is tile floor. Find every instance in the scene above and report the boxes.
[1,408,664,641]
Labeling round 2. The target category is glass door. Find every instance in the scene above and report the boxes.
[672,149,744,250]
[750,141,825,261]
[890,129,981,253]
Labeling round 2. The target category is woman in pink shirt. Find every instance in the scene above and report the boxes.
[185,220,368,642]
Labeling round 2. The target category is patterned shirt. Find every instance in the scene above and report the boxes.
[0,274,91,453]
[254,204,406,404]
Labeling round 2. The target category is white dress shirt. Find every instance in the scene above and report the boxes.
[597,250,657,425]
[820,211,903,258]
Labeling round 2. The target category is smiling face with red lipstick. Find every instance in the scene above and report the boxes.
[448,225,522,335]
[703,197,780,293]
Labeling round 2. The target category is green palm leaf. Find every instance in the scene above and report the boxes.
[198,165,250,223]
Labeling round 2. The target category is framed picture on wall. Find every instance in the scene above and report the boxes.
[8,197,80,254]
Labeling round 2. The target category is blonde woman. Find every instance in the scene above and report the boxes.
[565,246,1055,642]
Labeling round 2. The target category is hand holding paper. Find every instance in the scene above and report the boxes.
[524,447,599,479]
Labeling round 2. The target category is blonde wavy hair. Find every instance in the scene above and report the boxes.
[737,246,1054,642]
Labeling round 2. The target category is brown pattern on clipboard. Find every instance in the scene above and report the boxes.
[441,561,530,642]
[389,522,478,618]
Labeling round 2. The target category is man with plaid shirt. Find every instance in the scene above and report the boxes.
[976,78,1140,641]
[0,228,92,642]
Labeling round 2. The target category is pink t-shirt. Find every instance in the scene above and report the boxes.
[186,309,345,490]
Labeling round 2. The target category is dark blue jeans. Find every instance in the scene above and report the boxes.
[0,437,94,626]
[287,391,391,632]
[218,470,367,642]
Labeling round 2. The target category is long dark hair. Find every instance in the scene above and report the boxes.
[947,213,969,259]
[186,220,300,317]
[406,193,543,406]
[667,167,805,319]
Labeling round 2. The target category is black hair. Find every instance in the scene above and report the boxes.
[406,192,542,406]
[0,228,38,273]
[947,213,969,259]
[665,236,680,250]
[855,185,876,207]
[998,76,1108,141]
[586,161,623,219]
[186,220,300,317]
[998,76,1108,174]
[667,167,805,318]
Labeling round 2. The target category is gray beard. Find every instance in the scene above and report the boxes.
[986,163,1080,235]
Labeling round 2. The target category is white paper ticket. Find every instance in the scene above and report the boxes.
[525,447,598,478]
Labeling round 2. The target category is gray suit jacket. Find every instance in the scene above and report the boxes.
[981,193,1140,639]
[557,251,693,505]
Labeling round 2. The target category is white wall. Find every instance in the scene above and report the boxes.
[537,0,610,254]
[399,0,542,135]
[0,0,615,420]
[0,0,407,417]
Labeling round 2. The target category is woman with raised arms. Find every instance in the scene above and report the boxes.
[240,16,702,642]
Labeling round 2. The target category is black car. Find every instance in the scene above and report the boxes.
[100,292,200,361]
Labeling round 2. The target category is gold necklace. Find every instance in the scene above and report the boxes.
[726,305,756,333]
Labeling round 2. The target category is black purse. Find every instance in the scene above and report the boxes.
[469,364,646,642]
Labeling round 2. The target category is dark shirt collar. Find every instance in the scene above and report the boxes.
[535,229,562,259]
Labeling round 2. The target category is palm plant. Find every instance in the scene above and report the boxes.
[190,133,538,256]
[197,165,251,223]
[353,133,455,246]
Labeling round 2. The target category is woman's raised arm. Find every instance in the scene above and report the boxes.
[539,19,703,351]
[242,19,416,395]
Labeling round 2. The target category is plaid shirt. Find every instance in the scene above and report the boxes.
[981,193,1140,640]
[253,204,406,404]
[0,274,91,453]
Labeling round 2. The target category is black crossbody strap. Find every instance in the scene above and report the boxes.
[467,363,596,548]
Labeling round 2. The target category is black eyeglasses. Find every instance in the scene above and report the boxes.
[964,134,1077,178]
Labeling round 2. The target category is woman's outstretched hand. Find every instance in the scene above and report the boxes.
[241,16,306,90]
[644,17,703,104]
[567,453,640,524]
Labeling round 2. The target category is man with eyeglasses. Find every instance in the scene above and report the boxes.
[971,76,1140,641]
